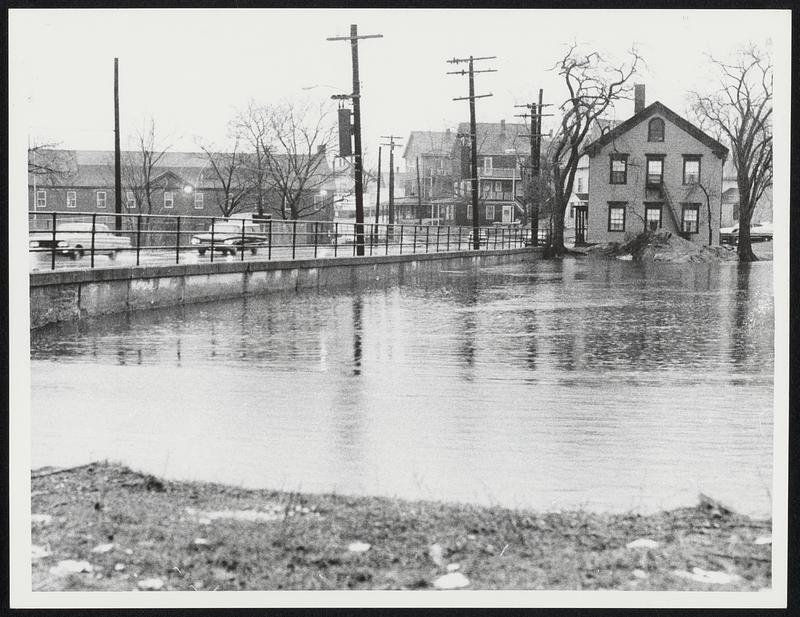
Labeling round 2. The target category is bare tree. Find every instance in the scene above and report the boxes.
[546,44,641,256]
[199,141,251,218]
[28,140,71,185]
[231,100,271,216]
[689,45,772,261]
[121,119,169,217]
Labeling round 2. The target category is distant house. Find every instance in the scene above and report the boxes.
[401,129,458,222]
[719,159,773,228]
[28,149,336,230]
[450,120,529,227]
[583,88,728,245]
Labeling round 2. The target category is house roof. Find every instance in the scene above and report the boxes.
[29,149,334,190]
[583,101,728,159]
[454,122,530,156]
[402,130,458,160]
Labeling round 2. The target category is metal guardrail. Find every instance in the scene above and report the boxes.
[28,211,538,270]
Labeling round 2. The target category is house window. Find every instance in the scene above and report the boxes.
[36,190,46,209]
[483,157,492,174]
[648,117,665,142]
[608,202,626,232]
[681,203,700,234]
[126,191,136,209]
[466,205,472,220]
[644,203,662,229]
[683,156,701,184]
[194,193,204,209]
[164,191,174,209]
[609,154,628,184]
[481,182,491,197]
[485,204,495,220]
[66,191,77,208]
[96,191,107,208]
[646,156,664,186]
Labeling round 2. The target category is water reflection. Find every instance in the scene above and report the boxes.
[30,259,774,515]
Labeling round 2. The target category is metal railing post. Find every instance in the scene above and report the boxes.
[90,212,97,268]
[50,212,57,270]
[210,217,216,263]
[136,215,142,266]
[413,225,417,254]
[334,222,338,258]
[399,225,404,254]
[436,226,440,253]
[446,226,450,252]
[426,226,430,253]
[292,220,297,259]
[314,221,319,259]
[176,216,182,264]
[268,219,273,260]
[385,224,389,255]
[353,223,356,257]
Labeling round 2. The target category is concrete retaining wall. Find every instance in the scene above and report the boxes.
[30,249,538,329]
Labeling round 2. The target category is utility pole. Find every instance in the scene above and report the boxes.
[380,135,403,236]
[374,146,382,243]
[448,55,496,249]
[514,88,552,245]
[416,156,423,224]
[327,25,383,256]
[114,57,122,231]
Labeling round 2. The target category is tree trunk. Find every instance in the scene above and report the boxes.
[737,207,758,261]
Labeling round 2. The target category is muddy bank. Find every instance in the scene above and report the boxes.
[30,463,772,591]
[584,231,739,263]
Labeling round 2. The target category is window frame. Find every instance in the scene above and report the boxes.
[483,157,493,174]
[194,192,204,210]
[682,155,702,185]
[607,202,627,232]
[644,202,663,230]
[66,190,77,209]
[485,204,495,220]
[609,154,628,185]
[126,190,136,209]
[645,155,665,187]
[164,191,174,209]
[681,203,700,234]
[96,191,107,209]
[35,189,46,209]
[647,117,665,142]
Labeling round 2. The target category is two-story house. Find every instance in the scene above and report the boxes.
[450,120,528,227]
[401,129,457,223]
[583,89,728,245]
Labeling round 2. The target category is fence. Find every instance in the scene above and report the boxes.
[28,211,540,270]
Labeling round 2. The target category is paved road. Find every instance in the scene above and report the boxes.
[30,240,527,272]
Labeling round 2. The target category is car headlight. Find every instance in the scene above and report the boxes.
[191,237,200,245]
[29,240,39,248]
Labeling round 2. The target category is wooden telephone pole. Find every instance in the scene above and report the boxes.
[447,55,496,249]
[327,25,383,256]
[514,88,552,245]
[380,135,403,236]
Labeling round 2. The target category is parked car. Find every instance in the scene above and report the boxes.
[29,222,132,260]
[719,222,773,244]
[190,222,268,256]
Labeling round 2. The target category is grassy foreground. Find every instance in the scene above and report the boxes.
[30,462,771,591]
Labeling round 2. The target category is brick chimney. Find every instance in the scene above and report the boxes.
[634,84,645,115]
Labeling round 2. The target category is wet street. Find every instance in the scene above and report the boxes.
[30,257,774,516]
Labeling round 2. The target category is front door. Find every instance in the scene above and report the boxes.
[574,205,588,245]
[501,205,512,223]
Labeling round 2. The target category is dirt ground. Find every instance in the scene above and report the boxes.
[29,463,772,591]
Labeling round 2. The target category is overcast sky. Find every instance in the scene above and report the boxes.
[10,8,789,170]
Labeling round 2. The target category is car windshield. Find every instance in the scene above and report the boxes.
[57,223,110,232]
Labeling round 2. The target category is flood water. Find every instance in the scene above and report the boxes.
[30,258,775,516]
